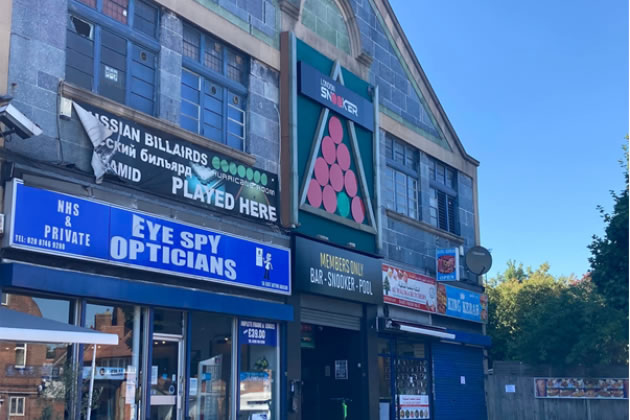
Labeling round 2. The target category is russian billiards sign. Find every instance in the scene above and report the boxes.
[280,33,381,255]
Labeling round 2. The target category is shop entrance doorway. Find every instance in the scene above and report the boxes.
[301,323,363,420]
[149,334,184,420]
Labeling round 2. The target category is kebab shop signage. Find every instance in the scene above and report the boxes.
[6,181,290,295]
[382,264,487,323]
[294,236,382,304]
[436,248,459,281]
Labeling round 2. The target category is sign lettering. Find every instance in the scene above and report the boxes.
[7,181,290,294]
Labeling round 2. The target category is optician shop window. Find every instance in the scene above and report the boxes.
[80,302,145,420]
[237,319,279,420]
[188,312,234,420]
[67,0,159,115]
[0,293,75,419]
[181,22,248,151]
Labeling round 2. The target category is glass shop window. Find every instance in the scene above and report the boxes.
[0,293,74,419]
[237,319,279,420]
[188,312,234,420]
[81,302,144,420]
[395,340,431,420]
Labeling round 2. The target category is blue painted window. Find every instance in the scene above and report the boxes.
[66,0,159,115]
[383,134,419,219]
[428,159,458,234]
[180,23,248,150]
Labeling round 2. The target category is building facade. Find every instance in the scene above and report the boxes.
[0,1,488,420]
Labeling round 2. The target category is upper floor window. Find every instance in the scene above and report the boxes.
[15,343,27,368]
[383,135,419,219]
[428,159,458,234]
[66,0,159,115]
[180,23,248,150]
[9,397,25,416]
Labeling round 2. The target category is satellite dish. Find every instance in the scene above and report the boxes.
[465,246,492,275]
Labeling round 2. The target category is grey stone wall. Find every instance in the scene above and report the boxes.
[4,1,281,178]
[195,0,277,42]
[5,0,68,162]
[380,130,478,282]
[248,59,280,173]
[159,11,183,124]
[349,0,442,140]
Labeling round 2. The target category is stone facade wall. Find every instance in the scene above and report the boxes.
[349,0,443,141]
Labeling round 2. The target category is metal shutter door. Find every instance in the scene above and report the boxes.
[300,307,361,331]
[432,342,486,420]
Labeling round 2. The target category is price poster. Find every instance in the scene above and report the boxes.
[239,319,277,346]
[398,395,429,419]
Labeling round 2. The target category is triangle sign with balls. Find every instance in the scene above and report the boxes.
[298,62,377,233]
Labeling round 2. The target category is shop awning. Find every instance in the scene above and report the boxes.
[397,324,456,340]
[382,319,457,340]
[0,307,119,345]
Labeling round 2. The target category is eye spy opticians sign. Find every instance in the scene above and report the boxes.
[298,61,374,132]
[293,235,382,304]
[73,102,278,224]
[5,181,290,295]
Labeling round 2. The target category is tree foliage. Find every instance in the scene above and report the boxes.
[487,263,627,366]
[487,142,629,367]
[588,141,629,315]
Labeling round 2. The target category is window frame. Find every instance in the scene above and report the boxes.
[9,396,25,416]
[67,0,160,114]
[14,343,27,368]
[180,22,249,150]
[428,159,459,234]
[384,135,420,220]
[1,292,7,305]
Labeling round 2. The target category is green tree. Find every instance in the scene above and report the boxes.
[588,141,629,315]
[487,262,627,366]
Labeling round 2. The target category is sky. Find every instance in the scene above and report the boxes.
[389,0,629,279]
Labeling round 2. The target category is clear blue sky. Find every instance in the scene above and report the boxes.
[390,0,628,279]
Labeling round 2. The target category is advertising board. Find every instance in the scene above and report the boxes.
[6,181,290,295]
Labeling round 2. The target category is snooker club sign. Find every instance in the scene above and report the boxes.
[298,61,374,131]
[293,235,382,304]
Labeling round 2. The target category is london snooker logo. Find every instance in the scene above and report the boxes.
[319,78,359,118]
[299,62,376,232]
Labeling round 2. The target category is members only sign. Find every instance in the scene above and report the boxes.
[293,236,382,304]
[5,181,290,294]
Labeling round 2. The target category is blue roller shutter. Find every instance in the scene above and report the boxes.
[432,342,486,420]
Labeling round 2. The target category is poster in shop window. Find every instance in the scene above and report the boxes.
[398,394,429,419]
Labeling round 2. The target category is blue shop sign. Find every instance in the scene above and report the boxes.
[7,181,290,295]
[238,319,277,346]
[443,284,487,323]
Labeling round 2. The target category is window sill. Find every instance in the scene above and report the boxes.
[59,82,257,166]
[385,209,464,244]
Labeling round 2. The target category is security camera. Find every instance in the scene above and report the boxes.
[0,96,43,139]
